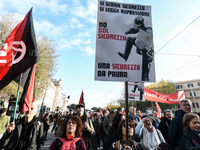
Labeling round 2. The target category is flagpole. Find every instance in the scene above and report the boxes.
[13,73,23,122]
[125,81,129,146]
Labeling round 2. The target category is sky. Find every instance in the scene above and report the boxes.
[1,0,200,109]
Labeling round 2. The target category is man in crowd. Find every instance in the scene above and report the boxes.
[76,103,95,150]
[0,108,9,139]
[169,99,192,150]
[151,111,160,129]
[92,113,101,150]
[129,107,140,125]
[0,103,44,150]
[158,109,173,146]
[102,110,115,150]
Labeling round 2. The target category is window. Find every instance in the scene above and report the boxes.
[198,82,200,86]
[188,83,193,88]
[190,92,196,96]
[192,102,199,108]
[177,85,182,89]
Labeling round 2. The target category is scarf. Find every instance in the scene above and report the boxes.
[143,126,161,150]
[66,133,75,140]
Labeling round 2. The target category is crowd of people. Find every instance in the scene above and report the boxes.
[0,99,200,150]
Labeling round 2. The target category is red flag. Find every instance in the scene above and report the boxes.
[20,64,36,113]
[79,90,84,105]
[155,102,162,119]
[78,90,87,122]
[99,109,103,115]
[0,8,40,90]
[106,109,109,114]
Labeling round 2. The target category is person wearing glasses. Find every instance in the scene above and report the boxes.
[182,113,200,149]
[109,119,143,150]
[169,99,192,150]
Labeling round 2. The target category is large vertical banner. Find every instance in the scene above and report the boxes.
[95,0,155,82]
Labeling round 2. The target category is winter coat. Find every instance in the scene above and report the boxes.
[158,117,173,146]
[168,109,186,150]
[82,117,96,150]
[102,115,112,143]
[182,129,200,150]
[0,116,44,150]
[104,125,120,150]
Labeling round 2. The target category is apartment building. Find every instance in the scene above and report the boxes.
[174,79,200,113]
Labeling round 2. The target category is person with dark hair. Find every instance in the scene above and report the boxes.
[109,119,143,150]
[169,99,192,150]
[135,115,167,150]
[105,113,125,150]
[158,109,173,146]
[0,104,44,150]
[182,113,200,149]
[0,108,9,139]
[49,115,86,150]
[102,110,115,150]
[92,113,101,149]
[76,103,95,150]
[42,113,50,141]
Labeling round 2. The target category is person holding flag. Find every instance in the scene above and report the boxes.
[76,91,95,150]
[0,103,44,150]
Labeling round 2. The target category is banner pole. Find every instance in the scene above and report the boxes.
[13,73,23,122]
[125,81,129,145]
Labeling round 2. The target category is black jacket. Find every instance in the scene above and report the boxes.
[158,117,173,146]
[169,109,186,150]
[0,116,44,150]
[182,130,200,150]
[105,125,120,150]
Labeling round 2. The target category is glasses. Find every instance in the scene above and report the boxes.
[182,104,191,107]
[123,124,134,128]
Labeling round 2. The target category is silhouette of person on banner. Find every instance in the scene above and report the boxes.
[131,82,144,101]
[118,16,154,81]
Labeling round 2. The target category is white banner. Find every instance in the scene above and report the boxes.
[127,82,145,101]
[95,0,155,82]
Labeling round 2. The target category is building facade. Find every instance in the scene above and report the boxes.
[174,79,200,113]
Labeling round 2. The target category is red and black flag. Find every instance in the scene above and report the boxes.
[0,8,39,89]
[20,64,36,113]
[0,8,39,112]
[79,90,87,122]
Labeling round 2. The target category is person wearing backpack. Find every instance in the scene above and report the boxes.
[49,115,86,150]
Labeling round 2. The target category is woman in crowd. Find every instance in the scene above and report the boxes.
[49,115,86,150]
[105,113,125,149]
[135,115,167,150]
[182,113,200,149]
[43,113,50,141]
[109,119,143,150]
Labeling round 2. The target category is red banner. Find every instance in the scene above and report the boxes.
[145,87,185,104]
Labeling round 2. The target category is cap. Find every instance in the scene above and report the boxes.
[76,103,84,109]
